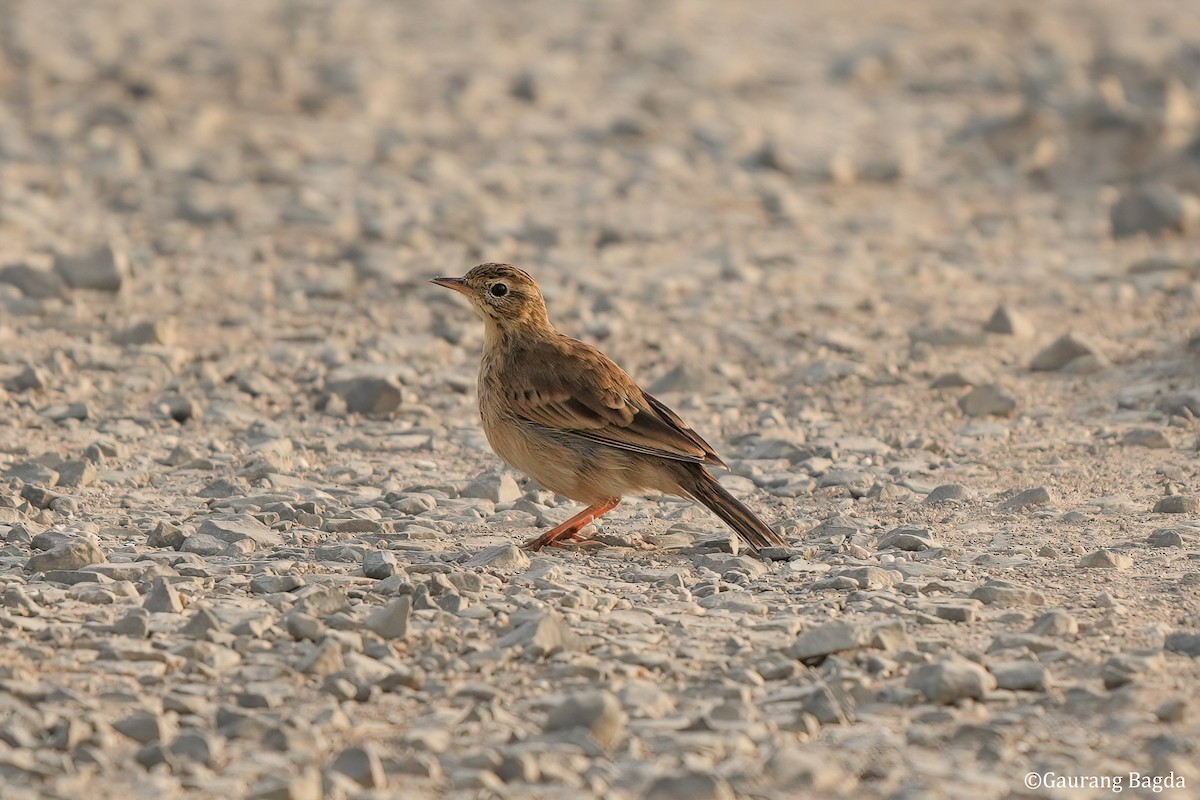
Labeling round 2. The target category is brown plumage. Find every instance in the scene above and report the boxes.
[432,263,788,554]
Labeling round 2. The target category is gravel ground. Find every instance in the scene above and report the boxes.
[1,1,1199,798]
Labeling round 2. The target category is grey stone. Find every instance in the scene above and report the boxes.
[6,461,60,484]
[197,477,250,499]
[465,544,531,571]
[292,585,351,618]
[1147,528,1187,547]
[181,608,223,639]
[877,526,937,551]
[461,471,522,503]
[147,521,186,549]
[907,657,996,704]
[1030,610,1078,636]
[330,744,387,788]
[197,516,283,549]
[990,661,1048,691]
[1122,427,1172,448]
[362,550,400,579]
[1110,183,1197,239]
[326,367,404,417]
[924,484,974,504]
[544,690,627,749]
[250,574,304,594]
[1153,496,1200,514]
[114,712,172,745]
[958,384,1017,417]
[285,612,324,641]
[54,244,128,291]
[1101,653,1162,688]
[113,319,176,347]
[170,729,222,766]
[497,610,582,656]
[5,364,47,392]
[983,305,1034,337]
[56,460,97,488]
[788,622,865,661]
[25,540,106,572]
[999,486,1053,511]
[144,577,184,613]
[365,596,411,640]
[179,533,225,555]
[1165,633,1200,657]
[42,402,89,421]
[971,582,1045,606]
[113,608,151,637]
[249,768,323,800]
[0,263,68,299]
[298,639,345,676]
[1030,333,1105,372]
[1078,549,1133,569]
[643,771,735,800]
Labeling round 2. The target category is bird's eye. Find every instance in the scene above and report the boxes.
[490,283,508,297]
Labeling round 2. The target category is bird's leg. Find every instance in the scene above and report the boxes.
[522,498,620,550]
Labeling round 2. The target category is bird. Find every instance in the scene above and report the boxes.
[431,263,789,554]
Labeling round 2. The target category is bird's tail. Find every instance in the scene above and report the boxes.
[674,465,788,553]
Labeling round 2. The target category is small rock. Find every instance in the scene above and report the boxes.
[1078,549,1133,569]
[999,486,1053,511]
[25,540,106,572]
[1121,428,1172,448]
[329,744,387,789]
[1157,699,1188,723]
[170,729,222,766]
[958,384,1017,417]
[983,305,1034,337]
[147,521,186,549]
[56,460,97,488]
[54,244,128,291]
[1030,610,1078,636]
[197,477,250,499]
[907,657,996,704]
[877,526,938,551]
[544,690,627,750]
[1110,183,1198,239]
[1153,496,1200,514]
[5,364,47,392]
[181,608,223,639]
[465,544,530,570]
[497,610,582,656]
[924,484,974,504]
[1147,528,1190,548]
[990,661,1049,691]
[298,639,345,676]
[113,319,177,347]
[461,471,522,503]
[114,712,172,745]
[326,367,404,417]
[788,622,864,661]
[144,578,184,613]
[197,516,283,549]
[930,364,993,388]
[1102,653,1162,688]
[1030,333,1105,372]
[0,263,68,299]
[1165,632,1200,657]
[365,596,411,640]
[249,574,304,594]
[362,550,400,579]
[643,771,735,800]
[179,533,225,556]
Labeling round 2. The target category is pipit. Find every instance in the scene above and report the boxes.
[432,263,788,554]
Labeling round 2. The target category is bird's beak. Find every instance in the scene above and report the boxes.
[430,276,472,296]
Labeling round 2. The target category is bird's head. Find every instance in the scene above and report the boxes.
[431,263,552,334]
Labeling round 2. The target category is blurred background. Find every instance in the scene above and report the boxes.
[0,0,1197,434]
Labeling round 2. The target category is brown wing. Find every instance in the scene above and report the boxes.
[503,336,727,468]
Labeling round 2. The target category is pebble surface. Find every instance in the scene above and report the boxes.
[1,0,1199,798]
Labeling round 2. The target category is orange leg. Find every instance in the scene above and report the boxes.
[522,498,620,551]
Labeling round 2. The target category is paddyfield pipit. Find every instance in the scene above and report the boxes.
[432,263,788,554]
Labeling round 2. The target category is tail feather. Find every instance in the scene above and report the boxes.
[675,466,788,553]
